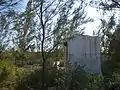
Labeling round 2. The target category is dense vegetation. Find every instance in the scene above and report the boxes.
[1,0,120,90]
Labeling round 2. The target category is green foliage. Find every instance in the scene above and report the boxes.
[0,59,120,90]
[86,74,105,90]
[98,22,120,77]
[16,67,62,90]
[16,65,89,90]
[0,60,27,89]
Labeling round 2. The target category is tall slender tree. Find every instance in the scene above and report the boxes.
[1,0,93,89]
[90,0,120,80]
[30,0,93,89]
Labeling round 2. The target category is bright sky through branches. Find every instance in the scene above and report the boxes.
[85,6,101,35]
[17,0,101,36]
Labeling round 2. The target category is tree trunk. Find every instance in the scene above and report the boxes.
[40,0,46,89]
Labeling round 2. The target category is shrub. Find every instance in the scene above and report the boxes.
[86,74,105,90]
[16,67,63,90]
[0,60,27,89]
[16,65,88,90]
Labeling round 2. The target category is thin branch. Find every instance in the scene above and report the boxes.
[47,43,59,54]
[0,0,21,11]
[44,1,61,24]
[44,0,70,24]
[112,0,120,7]
[46,30,67,57]
[42,0,56,13]
[45,32,54,39]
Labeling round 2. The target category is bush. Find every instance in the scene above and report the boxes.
[0,60,27,89]
[85,72,120,90]
[1,59,120,90]
[16,67,64,90]
[86,74,105,90]
[16,65,88,90]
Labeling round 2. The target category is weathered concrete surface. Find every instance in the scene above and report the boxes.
[68,35,101,74]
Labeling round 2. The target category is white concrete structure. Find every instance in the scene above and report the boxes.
[68,35,101,74]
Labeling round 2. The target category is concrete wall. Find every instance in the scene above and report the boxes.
[68,35,101,74]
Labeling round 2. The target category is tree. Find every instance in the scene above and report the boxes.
[107,24,120,74]
[0,0,23,11]
[95,15,117,77]
[0,10,17,50]
[0,0,25,51]
[0,0,37,51]
[31,0,93,89]
[99,0,120,10]
[13,0,37,51]
[91,0,120,81]
[89,0,120,10]
[0,0,93,89]
[89,0,120,73]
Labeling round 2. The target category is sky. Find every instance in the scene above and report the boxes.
[30,1,100,36]
[14,0,102,36]
[84,7,101,35]
[0,0,103,50]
